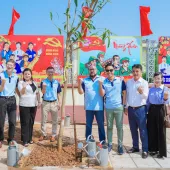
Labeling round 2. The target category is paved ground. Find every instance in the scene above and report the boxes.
[0,123,170,169]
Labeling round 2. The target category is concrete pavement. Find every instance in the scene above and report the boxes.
[0,123,170,169]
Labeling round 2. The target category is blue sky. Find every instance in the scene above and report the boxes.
[0,0,169,41]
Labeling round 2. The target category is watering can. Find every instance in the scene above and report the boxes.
[7,140,20,167]
[97,141,108,167]
[64,113,70,127]
[86,135,96,157]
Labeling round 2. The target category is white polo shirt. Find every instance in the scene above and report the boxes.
[18,80,38,107]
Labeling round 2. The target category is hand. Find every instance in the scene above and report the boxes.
[57,103,61,110]
[78,78,83,85]
[164,91,169,100]
[137,86,144,94]
[1,79,6,85]
[22,82,27,88]
[124,108,128,115]
[42,82,47,89]
[98,79,103,86]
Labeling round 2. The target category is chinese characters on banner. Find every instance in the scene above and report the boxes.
[158,36,170,84]
[78,36,142,81]
[0,35,64,84]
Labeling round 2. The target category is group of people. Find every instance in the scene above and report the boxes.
[78,62,170,159]
[0,55,169,160]
[0,42,42,74]
[0,59,61,147]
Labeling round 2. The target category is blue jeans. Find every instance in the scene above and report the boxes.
[86,110,106,142]
[128,106,148,152]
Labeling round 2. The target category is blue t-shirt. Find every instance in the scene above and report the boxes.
[82,75,104,111]
[25,49,36,62]
[102,77,126,109]
[41,78,61,101]
[1,50,13,62]
[0,71,18,96]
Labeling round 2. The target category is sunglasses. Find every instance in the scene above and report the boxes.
[106,69,114,72]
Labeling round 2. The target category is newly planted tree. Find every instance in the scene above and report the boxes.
[50,0,112,152]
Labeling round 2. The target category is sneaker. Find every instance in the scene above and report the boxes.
[50,136,55,142]
[108,144,112,152]
[118,146,124,155]
[39,136,48,141]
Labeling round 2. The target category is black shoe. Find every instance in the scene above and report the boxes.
[157,154,163,159]
[142,152,148,159]
[127,147,139,153]
[149,152,157,156]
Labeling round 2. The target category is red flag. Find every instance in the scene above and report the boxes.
[79,36,106,52]
[82,7,93,37]
[140,6,153,36]
[8,8,20,35]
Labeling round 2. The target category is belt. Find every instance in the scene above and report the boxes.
[43,100,57,103]
[0,96,15,99]
[129,105,145,109]
[151,104,164,107]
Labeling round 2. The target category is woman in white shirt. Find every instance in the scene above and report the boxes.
[18,68,40,146]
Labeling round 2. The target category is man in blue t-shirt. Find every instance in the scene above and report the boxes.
[99,63,126,154]
[0,59,19,148]
[39,66,62,142]
[78,65,106,142]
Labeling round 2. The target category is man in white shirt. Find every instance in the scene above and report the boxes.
[125,64,148,159]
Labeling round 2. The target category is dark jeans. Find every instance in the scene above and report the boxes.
[0,96,16,142]
[128,106,148,152]
[19,106,37,143]
[86,110,106,142]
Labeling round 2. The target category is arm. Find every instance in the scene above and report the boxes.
[77,78,84,95]
[122,80,126,105]
[0,79,6,92]
[99,82,105,97]
[57,93,61,106]
[140,81,149,100]
[36,91,41,103]
[41,82,46,94]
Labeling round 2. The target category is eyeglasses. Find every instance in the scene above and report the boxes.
[106,69,114,72]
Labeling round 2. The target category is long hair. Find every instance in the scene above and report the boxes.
[22,68,33,81]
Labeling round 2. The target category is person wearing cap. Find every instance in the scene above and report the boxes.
[166,46,170,64]
[78,65,106,142]
[81,56,103,75]
[112,55,120,76]
[99,62,126,154]
[119,57,132,76]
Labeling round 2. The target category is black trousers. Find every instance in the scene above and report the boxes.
[19,106,37,143]
[0,96,16,142]
[147,104,167,157]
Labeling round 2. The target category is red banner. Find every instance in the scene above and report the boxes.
[140,6,153,36]
[82,7,93,37]
[0,35,64,83]
[79,36,106,52]
[8,8,20,35]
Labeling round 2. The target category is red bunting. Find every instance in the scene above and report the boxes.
[82,7,93,37]
[8,8,20,35]
[140,6,153,36]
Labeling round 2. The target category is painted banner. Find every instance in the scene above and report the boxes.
[158,36,170,84]
[0,35,64,84]
[78,36,142,81]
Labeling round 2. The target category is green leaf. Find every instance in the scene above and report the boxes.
[50,12,53,20]
[58,28,62,34]
[74,0,78,7]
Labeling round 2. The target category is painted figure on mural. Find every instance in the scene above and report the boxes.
[112,55,121,76]
[166,46,170,65]
[0,58,6,73]
[0,42,12,62]
[119,57,132,76]
[9,54,22,74]
[159,56,169,75]
[13,42,25,64]
[25,42,37,62]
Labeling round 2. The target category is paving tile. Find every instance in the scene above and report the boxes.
[154,157,170,168]
[132,157,160,168]
[110,157,137,168]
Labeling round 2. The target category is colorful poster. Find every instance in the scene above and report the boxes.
[78,36,142,81]
[0,35,64,83]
